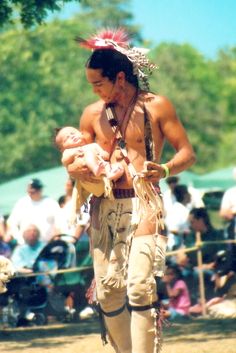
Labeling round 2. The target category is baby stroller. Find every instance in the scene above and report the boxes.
[0,273,48,327]
[0,236,77,327]
[32,236,78,322]
[40,234,94,320]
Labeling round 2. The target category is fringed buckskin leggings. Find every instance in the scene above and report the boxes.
[90,196,166,353]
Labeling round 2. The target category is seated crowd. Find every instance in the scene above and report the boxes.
[159,176,236,319]
[0,177,93,324]
[0,175,236,321]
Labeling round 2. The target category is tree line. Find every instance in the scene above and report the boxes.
[0,1,235,183]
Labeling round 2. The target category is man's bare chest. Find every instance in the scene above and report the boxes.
[93,106,146,152]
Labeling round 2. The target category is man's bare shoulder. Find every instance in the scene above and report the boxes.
[79,100,104,140]
[140,92,176,117]
[82,100,104,118]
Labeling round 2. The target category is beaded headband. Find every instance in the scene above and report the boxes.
[75,28,156,90]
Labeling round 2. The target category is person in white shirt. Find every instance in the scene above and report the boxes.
[163,176,204,216]
[7,178,62,244]
[165,184,191,251]
[220,168,236,221]
[58,178,90,241]
[163,176,179,215]
[219,168,236,271]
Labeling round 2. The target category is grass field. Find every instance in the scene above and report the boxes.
[0,316,235,353]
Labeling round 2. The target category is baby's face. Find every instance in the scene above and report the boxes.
[56,127,85,150]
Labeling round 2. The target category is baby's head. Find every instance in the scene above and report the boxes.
[55,126,86,151]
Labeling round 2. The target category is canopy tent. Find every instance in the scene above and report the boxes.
[159,170,200,192]
[1,165,233,216]
[0,166,68,216]
[0,167,200,216]
[194,166,236,191]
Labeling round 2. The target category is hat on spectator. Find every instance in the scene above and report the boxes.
[29,178,43,190]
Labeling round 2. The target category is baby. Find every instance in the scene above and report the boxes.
[55,126,125,213]
[56,126,124,181]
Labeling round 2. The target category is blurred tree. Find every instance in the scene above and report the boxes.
[0,18,93,182]
[0,0,80,28]
[0,7,235,182]
[80,0,131,26]
[74,0,141,42]
[0,0,138,33]
[213,48,236,167]
[216,48,236,128]
[150,43,225,173]
[0,0,137,183]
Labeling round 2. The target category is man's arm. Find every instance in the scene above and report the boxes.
[157,96,196,174]
[79,104,97,143]
[141,96,196,182]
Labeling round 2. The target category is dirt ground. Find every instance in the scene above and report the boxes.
[0,317,235,353]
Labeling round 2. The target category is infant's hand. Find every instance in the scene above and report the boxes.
[138,161,165,182]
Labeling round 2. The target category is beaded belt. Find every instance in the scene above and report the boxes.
[113,188,135,199]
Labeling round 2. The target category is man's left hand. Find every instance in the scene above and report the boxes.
[138,161,165,182]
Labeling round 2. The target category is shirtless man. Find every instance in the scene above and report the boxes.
[66,28,196,353]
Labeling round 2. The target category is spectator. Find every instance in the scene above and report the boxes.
[219,167,236,271]
[7,178,62,244]
[219,167,236,222]
[58,178,90,241]
[162,264,191,320]
[186,207,225,299]
[58,178,75,231]
[190,250,236,318]
[175,251,199,305]
[64,177,74,203]
[58,195,66,208]
[0,235,11,259]
[186,207,225,269]
[187,185,205,210]
[163,176,204,215]
[165,184,191,250]
[11,224,45,273]
[207,250,236,318]
[162,176,180,215]
[58,177,75,207]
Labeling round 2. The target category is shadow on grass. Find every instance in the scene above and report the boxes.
[164,317,236,343]
[0,316,236,350]
[0,317,101,341]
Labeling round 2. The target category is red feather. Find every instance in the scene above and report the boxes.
[75,28,130,50]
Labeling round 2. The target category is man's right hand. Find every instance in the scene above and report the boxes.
[67,158,99,182]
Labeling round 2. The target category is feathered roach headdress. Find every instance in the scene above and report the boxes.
[75,28,156,90]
